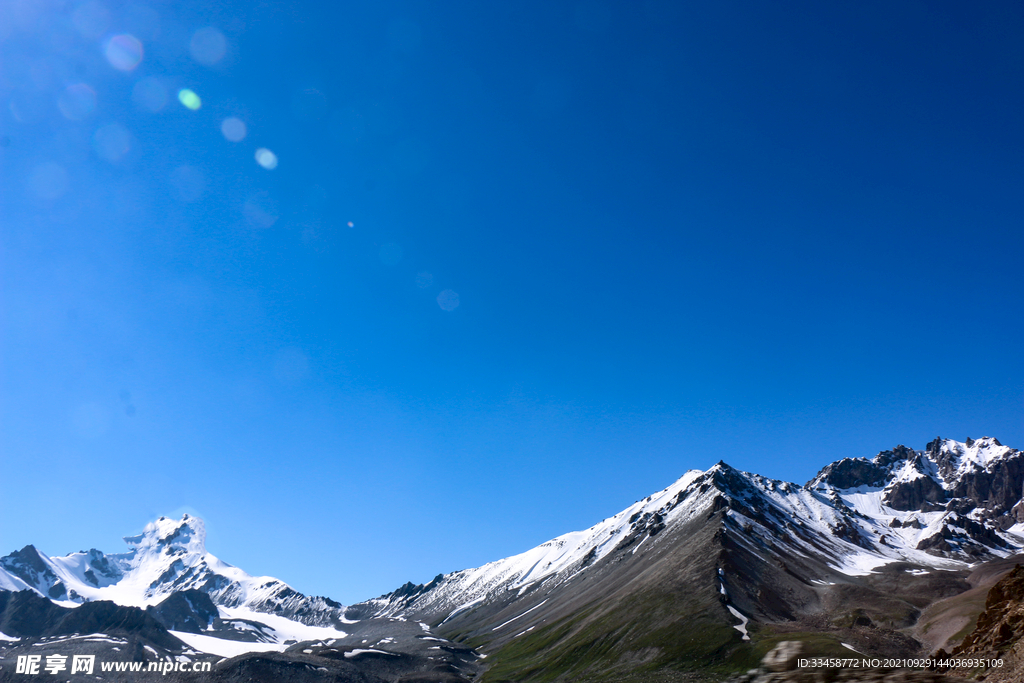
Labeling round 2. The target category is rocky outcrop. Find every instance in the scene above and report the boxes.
[146,588,219,633]
[884,476,947,511]
[0,546,58,592]
[811,458,889,490]
[952,564,1024,657]
[928,564,1024,683]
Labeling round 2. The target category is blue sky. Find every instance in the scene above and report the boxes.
[1,0,1022,604]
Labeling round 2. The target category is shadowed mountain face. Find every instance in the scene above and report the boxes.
[0,590,178,648]
[3,437,1024,683]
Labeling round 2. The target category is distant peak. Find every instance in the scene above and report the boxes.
[925,436,1010,457]
[123,515,206,555]
[3,545,47,569]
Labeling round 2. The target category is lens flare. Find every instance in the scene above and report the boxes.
[220,117,246,142]
[255,148,278,169]
[437,289,460,312]
[132,77,167,112]
[190,27,227,65]
[178,89,201,110]
[243,192,279,228]
[92,123,131,163]
[57,83,97,120]
[73,1,111,40]
[104,34,143,71]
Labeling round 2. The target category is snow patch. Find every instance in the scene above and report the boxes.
[344,649,396,658]
[725,605,750,641]
[169,631,289,658]
[492,599,549,631]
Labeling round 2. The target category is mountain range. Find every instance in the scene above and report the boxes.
[3,436,1024,682]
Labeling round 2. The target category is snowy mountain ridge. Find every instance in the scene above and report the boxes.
[356,437,1024,623]
[4,435,1023,666]
[0,515,348,634]
[352,468,712,621]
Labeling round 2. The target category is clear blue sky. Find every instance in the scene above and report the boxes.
[1,0,1022,604]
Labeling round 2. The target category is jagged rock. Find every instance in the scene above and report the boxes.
[884,476,947,512]
[953,564,1024,656]
[0,546,58,590]
[878,445,919,467]
[813,458,890,489]
[146,588,219,633]
[950,460,1024,519]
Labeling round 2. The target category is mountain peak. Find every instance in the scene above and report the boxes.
[123,515,206,557]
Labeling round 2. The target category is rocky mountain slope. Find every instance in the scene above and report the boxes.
[349,437,1024,681]
[3,436,1024,683]
[935,561,1024,683]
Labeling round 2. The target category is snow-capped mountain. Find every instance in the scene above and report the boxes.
[0,515,350,639]
[358,437,1024,624]
[345,437,1024,681]
[350,468,713,621]
[0,516,484,683]
[3,437,1022,683]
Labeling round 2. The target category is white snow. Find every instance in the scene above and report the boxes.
[0,568,32,593]
[725,605,750,641]
[31,634,125,647]
[492,599,548,631]
[169,631,289,658]
[216,606,347,643]
[943,438,1015,478]
[0,515,351,660]
[6,515,350,635]
[738,441,1016,577]
[344,649,395,658]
